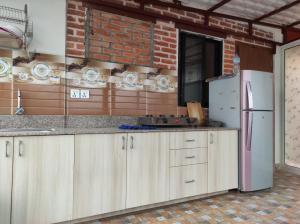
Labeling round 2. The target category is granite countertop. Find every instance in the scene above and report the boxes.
[0,127,239,137]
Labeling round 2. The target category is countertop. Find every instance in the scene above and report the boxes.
[0,127,239,137]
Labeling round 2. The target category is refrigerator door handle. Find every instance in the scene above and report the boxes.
[246,111,253,151]
[246,81,254,110]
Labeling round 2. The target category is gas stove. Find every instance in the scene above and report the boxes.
[138,115,200,127]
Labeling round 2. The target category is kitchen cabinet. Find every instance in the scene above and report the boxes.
[73,134,127,219]
[170,131,207,149]
[170,164,207,200]
[208,131,238,193]
[126,132,170,208]
[11,136,74,224]
[0,138,13,224]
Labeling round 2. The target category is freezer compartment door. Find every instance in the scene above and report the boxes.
[241,111,273,191]
[209,76,240,128]
[242,70,273,111]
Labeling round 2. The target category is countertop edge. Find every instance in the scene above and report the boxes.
[0,127,239,137]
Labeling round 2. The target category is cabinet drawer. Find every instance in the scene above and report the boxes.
[170,132,208,149]
[170,148,207,167]
[170,164,207,200]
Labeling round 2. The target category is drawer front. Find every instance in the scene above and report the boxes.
[170,148,207,167]
[170,164,208,200]
[170,132,207,149]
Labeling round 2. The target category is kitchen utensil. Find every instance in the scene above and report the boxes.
[187,101,206,126]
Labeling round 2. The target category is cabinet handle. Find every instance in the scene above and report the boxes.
[18,140,23,157]
[130,136,134,149]
[185,139,195,142]
[185,156,196,159]
[122,136,126,150]
[185,180,195,184]
[5,141,10,158]
[210,133,213,144]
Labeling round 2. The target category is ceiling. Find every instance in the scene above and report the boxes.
[164,0,300,29]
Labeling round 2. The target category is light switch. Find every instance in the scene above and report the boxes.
[80,89,90,99]
[70,89,80,99]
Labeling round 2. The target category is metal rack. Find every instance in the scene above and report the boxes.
[0,4,33,49]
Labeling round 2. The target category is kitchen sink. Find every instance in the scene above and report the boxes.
[0,128,56,132]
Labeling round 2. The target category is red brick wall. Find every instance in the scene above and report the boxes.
[89,10,153,66]
[66,0,275,74]
[66,0,86,58]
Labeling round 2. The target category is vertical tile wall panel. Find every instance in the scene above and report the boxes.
[0,49,13,115]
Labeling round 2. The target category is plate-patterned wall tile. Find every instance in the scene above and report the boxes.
[65,58,118,115]
[110,66,150,116]
[12,51,65,115]
[0,49,13,115]
[146,69,178,115]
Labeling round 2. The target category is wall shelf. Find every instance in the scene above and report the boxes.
[0,4,33,49]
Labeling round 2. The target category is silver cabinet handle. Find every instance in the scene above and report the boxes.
[185,180,195,184]
[210,133,213,144]
[5,141,10,158]
[18,140,23,157]
[185,156,196,159]
[185,139,195,142]
[122,136,126,150]
[130,136,134,149]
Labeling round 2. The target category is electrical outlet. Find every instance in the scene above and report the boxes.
[70,89,80,99]
[80,89,90,99]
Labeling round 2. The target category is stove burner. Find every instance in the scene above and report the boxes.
[138,115,200,127]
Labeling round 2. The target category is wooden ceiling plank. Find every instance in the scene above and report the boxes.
[254,0,300,22]
[286,20,300,27]
[133,0,283,29]
[208,0,232,12]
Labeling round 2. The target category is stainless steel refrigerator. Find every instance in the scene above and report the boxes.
[209,70,273,192]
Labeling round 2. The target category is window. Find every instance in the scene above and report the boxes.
[178,32,223,107]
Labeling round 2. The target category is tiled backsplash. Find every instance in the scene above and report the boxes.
[0,49,185,116]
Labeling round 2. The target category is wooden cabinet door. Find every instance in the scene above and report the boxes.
[208,131,238,193]
[0,138,13,224]
[73,134,127,219]
[11,136,74,224]
[126,132,169,208]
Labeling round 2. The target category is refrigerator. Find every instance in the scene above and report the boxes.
[209,70,273,192]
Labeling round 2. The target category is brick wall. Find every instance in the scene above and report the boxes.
[89,10,153,66]
[66,0,86,58]
[66,0,275,74]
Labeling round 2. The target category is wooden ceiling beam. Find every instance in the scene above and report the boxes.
[286,20,300,28]
[208,0,232,12]
[253,0,300,22]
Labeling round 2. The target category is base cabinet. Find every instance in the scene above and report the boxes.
[208,131,238,193]
[126,133,170,208]
[73,134,127,219]
[0,130,238,223]
[0,138,13,224]
[170,164,207,200]
[11,136,74,224]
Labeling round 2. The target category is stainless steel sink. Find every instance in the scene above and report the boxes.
[0,128,56,132]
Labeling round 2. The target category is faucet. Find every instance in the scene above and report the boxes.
[15,88,25,115]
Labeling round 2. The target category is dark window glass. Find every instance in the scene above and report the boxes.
[178,32,223,107]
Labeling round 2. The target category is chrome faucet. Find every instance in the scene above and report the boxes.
[15,88,25,115]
